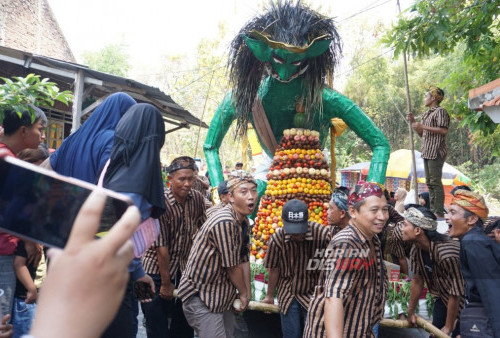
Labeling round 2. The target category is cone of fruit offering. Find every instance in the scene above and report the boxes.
[251,128,332,262]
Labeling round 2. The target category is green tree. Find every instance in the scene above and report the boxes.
[0,74,72,123]
[82,44,131,77]
[383,0,500,155]
[139,23,249,167]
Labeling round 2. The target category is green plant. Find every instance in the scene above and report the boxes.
[0,74,73,123]
[260,285,267,301]
[387,281,426,319]
[426,290,434,317]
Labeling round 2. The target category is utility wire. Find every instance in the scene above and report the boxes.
[336,48,395,77]
[338,0,393,23]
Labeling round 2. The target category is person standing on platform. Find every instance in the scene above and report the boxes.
[407,86,450,218]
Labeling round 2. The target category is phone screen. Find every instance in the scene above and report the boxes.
[0,156,131,248]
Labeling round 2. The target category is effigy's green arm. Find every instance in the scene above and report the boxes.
[204,93,237,187]
[322,88,390,184]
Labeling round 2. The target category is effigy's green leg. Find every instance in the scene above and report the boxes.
[203,94,236,188]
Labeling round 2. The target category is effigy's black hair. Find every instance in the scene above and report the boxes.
[228,0,342,137]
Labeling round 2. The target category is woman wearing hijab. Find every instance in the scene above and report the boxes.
[419,192,430,209]
[49,92,136,183]
[100,103,166,338]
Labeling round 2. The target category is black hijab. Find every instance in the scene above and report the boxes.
[103,103,166,218]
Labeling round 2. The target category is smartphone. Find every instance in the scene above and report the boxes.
[0,156,132,248]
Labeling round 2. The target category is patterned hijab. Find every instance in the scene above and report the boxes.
[451,189,489,221]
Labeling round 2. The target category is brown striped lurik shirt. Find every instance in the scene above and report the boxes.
[421,106,450,160]
[329,225,343,238]
[142,188,206,277]
[177,204,250,313]
[206,202,227,219]
[263,222,331,314]
[304,224,388,338]
[410,240,465,311]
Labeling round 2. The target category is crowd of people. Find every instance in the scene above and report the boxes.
[0,89,499,338]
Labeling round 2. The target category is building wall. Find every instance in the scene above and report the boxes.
[0,0,75,62]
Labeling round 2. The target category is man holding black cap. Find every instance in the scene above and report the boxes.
[262,199,330,338]
[402,205,464,337]
[207,180,229,219]
[141,156,207,338]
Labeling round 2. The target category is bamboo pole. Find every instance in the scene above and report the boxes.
[174,290,447,336]
[397,0,419,204]
[234,299,280,313]
[330,126,337,185]
[380,317,449,338]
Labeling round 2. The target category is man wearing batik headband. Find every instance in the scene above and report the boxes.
[304,182,389,337]
[327,189,350,236]
[402,205,464,337]
[446,189,500,336]
[407,86,450,218]
[141,156,207,338]
[178,174,257,337]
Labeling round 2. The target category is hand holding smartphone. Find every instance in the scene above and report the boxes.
[0,156,132,248]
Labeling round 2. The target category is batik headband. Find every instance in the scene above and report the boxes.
[428,86,444,104]
[451,189,489,221]
[331,191,348,212]
[348,182,384,206]
[167,156,196,174]
[404,207,437,231]
[226,174,257,192]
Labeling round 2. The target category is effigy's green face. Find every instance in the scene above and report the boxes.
[243,34,331,83]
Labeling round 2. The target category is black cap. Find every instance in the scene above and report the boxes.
[218,181,228,196]
[282,199,309,234]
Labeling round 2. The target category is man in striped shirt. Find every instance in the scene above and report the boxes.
[304,182,389,337]
[401,205,464,337]
[141,156,207,338]
[327,189,350,237]
[407,86,450,217]
[178,174,257,337]
[262,199,331,338]
[447,189,500,335]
